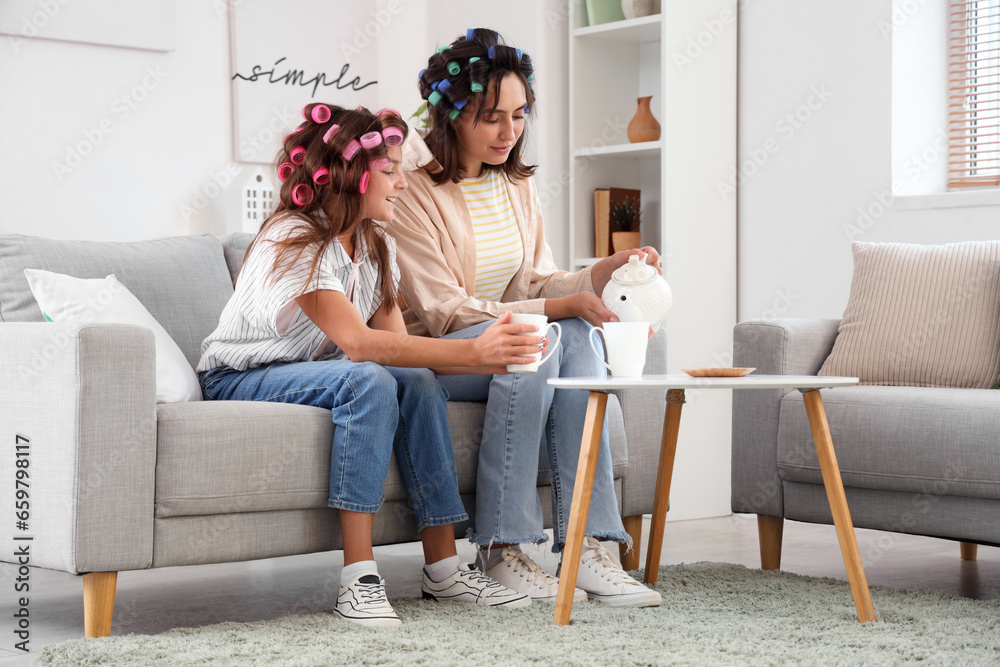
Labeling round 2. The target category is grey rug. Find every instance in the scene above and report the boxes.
[34,562,1000,666]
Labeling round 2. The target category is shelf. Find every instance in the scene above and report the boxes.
[574,14,662,43]
[574,141,661,159]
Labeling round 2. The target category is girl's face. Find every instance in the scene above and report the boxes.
[453,72,527,178]
[360,145,407,221]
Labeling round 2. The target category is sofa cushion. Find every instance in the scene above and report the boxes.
[221,232,253,285]
[155,397,629,518]
[776,386,1000,500]
[818,241,1000,389]
[0,234,235,368]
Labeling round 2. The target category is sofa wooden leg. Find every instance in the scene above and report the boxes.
[960,542,978,561]
[757,514,784,571]
[620,514,643,571]
[83,572,117,638]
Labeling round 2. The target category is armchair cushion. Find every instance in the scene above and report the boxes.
[776,386,1000,500]
[818,241,1000,389]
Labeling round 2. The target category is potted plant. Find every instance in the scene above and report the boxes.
[610,195,642,252]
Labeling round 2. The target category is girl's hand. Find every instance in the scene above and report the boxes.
[472,311,546,370]
[591,246,663,295]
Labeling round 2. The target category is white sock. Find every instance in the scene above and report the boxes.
[424,554,462,582]
[340,560,378,587]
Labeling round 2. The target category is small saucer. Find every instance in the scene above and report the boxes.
[682,367,756,377]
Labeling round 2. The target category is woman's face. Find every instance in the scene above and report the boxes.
[453,72,527,178]
[360,144,407,221]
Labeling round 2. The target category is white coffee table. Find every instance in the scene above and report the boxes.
[547,374,876,625]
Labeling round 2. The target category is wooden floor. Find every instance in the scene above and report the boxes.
[1,514,997,665]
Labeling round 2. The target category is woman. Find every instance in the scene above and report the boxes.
[197,104,536,627]
[390,29,662,607]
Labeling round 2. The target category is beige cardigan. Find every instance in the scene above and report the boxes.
[390,133,595,337]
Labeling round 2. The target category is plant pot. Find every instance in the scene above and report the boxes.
[621,0,659,20]
[612,231,642,253]
[585,0,626,25]
[627,96,661,143]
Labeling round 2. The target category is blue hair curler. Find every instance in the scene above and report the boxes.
[466,28,475,41]
[487,45,496,59]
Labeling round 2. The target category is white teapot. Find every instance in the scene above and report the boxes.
[601,255,672,332]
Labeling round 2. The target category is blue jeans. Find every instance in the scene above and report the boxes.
[200,361,468,531]
[437,317,628,552]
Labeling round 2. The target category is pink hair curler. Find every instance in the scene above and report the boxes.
[359,170,370,194]
[291,183,314,206]
[377,107,401,119]
[341,139,362,161]
[311,104,332,123]
[381,127,403,146]
[277,162,295,182]
[370,157,390,171]
[290,146,306,165]
[312,167,330,184]
[323,124,341,144]
[355,105,366,112]
[360,131,383,150]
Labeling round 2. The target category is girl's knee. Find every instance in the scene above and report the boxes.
[346,362,397,395]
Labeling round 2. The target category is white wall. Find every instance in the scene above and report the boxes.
[0,0,569,266]
[738,0,1000,322]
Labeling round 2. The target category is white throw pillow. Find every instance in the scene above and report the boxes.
[23,269,203,403]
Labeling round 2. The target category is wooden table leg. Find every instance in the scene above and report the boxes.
[801,389,877,623]
[644,389,685,584]
[553,391,609,626]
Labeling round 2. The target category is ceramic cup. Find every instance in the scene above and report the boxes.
[588,321,650,378]
[506,313,562,373]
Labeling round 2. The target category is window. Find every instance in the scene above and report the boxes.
[949,0,1000,188]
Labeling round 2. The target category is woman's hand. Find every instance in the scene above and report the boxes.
[546,292,618,328]
[472,311,546,372]
[590,246,662,296]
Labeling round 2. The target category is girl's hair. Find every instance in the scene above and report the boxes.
[246,104,408,311]
[418,28,537,185]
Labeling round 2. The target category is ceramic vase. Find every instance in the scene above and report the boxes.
[627,96,661,143]
[621,0,659,20]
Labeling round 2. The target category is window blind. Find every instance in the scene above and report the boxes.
[949,0,1000,188]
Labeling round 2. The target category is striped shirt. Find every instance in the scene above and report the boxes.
[197,217,399,373]
[458,170,524,302]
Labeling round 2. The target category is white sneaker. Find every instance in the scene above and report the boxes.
[335,573,402,627]
[574,537,662,608]
[482,547,587,603]
[422,562,531,608]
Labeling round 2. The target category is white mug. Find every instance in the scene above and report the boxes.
[589,321,650,378]
[506,313,563,373]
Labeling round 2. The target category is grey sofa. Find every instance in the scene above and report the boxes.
[731,318,999,570]
[0,233,666,637]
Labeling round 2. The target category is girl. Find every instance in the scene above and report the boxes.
[197,104,537,627]
[390,30,662,608]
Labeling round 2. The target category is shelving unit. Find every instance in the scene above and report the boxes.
[565,2,738,522]
[568,8,664,269]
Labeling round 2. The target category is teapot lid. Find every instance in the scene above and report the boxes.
[611,254,657,284]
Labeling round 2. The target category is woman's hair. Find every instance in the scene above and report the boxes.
[418,28,537,185]
[246,104,408,311]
